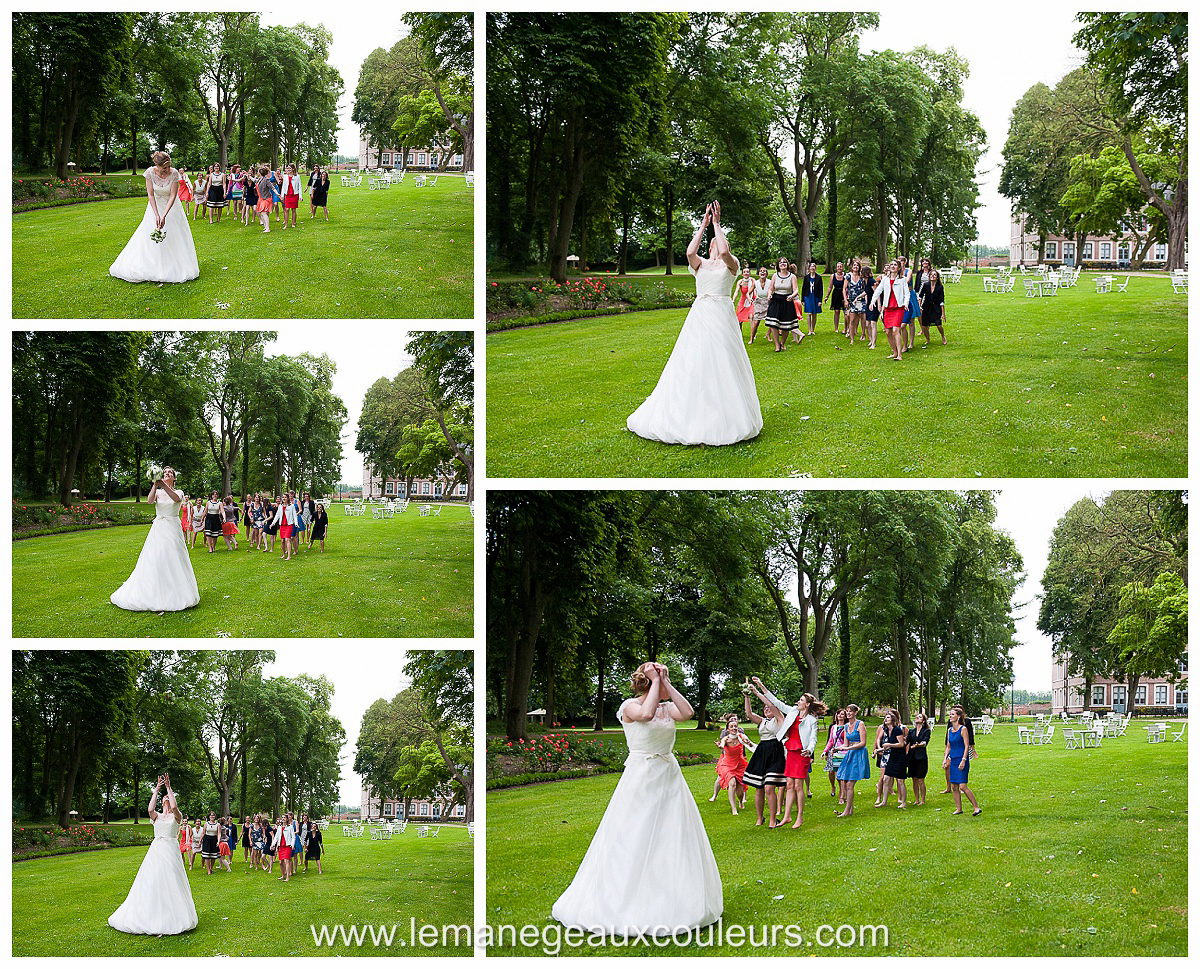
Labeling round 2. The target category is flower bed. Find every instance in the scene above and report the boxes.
[12,500,156,538]
[487,733,715,787]
[12,175,146,212]
[487,276,693,326]
[12,821,155,860]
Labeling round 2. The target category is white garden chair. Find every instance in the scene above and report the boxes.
[1171,722,1187,742]
[430,825,441,838]
[1112,275,1131,292]
[1095,275,1113,293]
[1031,723,1055,746]
[464,172,474,186]
[432,506,442,517]
[1170,271,1187,294]
[1145,722,1167,743]
[1063,727,1080,750]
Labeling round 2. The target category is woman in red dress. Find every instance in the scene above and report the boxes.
[871,259,911,362]
[709,713,752,814]
[734,265,757,332]
[280,164,303,230]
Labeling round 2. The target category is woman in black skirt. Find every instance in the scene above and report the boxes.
[741,684,788,827]
[203,490,223,553]
[827,261,847,334]
[878,709,908,809]
[310,168,331,221]
[906,712,931,805]
[262,496,279,553]
[200,810,221,875]
[765,256,801,353]
[305,821,324,874]
[918,269,947,346]
[308,503,329,551]
[206,164,228,224]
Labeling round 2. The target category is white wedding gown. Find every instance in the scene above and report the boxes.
[109,167,200,283]
[627,258,763,445]
[111,489,200,612]
[109,813,199,935]
[552,700,723,936]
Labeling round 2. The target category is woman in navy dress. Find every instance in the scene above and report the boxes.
[835,703,870,817]
[943,706,980,816]
[906,712,931,805]
[827,262,847,334]
[878,709,908,809]
[800,261,823,337]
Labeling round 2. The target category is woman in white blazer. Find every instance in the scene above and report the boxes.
[270,493,301,560]
[279,164,304,229]
[870,260,911,361]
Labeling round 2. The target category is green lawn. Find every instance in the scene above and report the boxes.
[11,504,472,637]
[487,719,1187,955]
[12,177,472,318]
[13,825,473,956]
[486,274,1187,477]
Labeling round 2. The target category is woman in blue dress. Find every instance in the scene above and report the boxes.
[943,705,980,816]
[800,261,823,337]
[835,703,870,817]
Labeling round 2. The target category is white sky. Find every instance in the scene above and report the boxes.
[860,6,1085,249]
[259,9,411,158]
[262,324,415,486]
[262,646,412,807]
[994,484,1111,692]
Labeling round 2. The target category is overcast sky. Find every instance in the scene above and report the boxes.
[860,7,1085,248]
[263,324,414,486]
[263,646,412,807]
[259,11,410,158]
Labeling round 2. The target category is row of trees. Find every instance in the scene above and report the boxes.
[1000,13,1187,270]
[353,13,475,172]
[487,491,1022,740]
[12,12,342,177]
[353,651,474,822]
[487,13,986,280]
[13,651,345,827]
[12,331,347,506]
[1039,491,1187,713]
[356,332,475,502]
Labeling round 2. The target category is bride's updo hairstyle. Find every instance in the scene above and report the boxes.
[630,667,652,696]
[151,150,171,167]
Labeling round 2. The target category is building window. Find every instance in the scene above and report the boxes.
[410,483,419,495]
[419,803,429,816]
[435,482,444,496]
[1112,685,1126,706]
[1045,242,1057,259]
[418,153,427,166]
[453,155,463,167]
[1155,243,1168,260]
[1100,242,1112,259]
[1156,685,1168,705]
[1135,685,1147,704]
[433,804,442,818]
[385,481,394,495]
[454,804,465,816]
[1063,242,1074,259]
[407,153,415,165]
[1083,242,1093,258]
[421,481,431,495]
[381,153,391,166]
[456,483,467,495]
[1176,690,1188,706]
[1092,685,1106,706]
[1118,242,1130,261]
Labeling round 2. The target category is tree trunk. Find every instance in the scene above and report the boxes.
[664,183,675,275]
[618,206,631,275]
[826,161,838,272]
[548,109,584,283]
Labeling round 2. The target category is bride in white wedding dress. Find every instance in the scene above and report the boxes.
[111,467,200,612]
[109,151,200,284]
[109,773,199,936]
[552,662,723,937]
[627,200,763,445]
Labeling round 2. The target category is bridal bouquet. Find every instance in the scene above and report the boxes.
[146,464,163,482]
[150,228,167,244]
[740,678,754,697]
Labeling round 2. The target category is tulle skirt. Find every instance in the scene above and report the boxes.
[109,198,199,284]
[109,838,198,935]
[111,515,200,612]
[628,296,762,446]
[552,753,723,936]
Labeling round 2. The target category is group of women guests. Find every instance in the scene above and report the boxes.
[712,680,980,825]
[179,810,325,879]
[734,255,949,359]
[176,163,332,230]
[181,490,330,559]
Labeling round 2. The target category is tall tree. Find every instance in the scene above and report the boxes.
[402,13,475,171]
[1073,12,1187,270]
[404,332,474,500]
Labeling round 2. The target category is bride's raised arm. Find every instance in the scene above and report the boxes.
[686,204,713,270]
[710,201,739,273]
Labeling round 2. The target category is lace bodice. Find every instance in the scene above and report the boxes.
[153,813,180,842]
[691,259,738,299]
[618,700,678,755]
[154,488,182,520]
[143,167,179,200]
